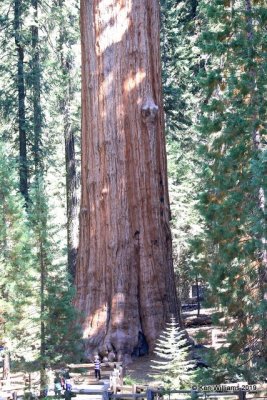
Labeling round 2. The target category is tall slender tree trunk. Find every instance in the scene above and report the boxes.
[59,0,79,279]
[14,0,28,204]
[30,0,46,390]
[64,97,79,279]
[31,0,42,173]
[39,240,46,395]
[75,0,180,362]
[1,195,10,383]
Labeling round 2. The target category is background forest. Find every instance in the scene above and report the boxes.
[0,0,266,389]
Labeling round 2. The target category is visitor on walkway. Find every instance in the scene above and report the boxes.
[64,371,72,392]
[54,374,62,398]
[94,355,101,380]
[60,374,66,390]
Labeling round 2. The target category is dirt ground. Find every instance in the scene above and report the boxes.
[124,354,157,384]
[124,307,216,384]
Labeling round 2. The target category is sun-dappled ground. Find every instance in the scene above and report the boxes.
[125,354,157,384]
[125,307,218,383]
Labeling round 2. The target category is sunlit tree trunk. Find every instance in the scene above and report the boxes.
[75,0,180,362]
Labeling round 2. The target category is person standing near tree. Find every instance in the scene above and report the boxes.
[94,356,101,380]
[64,371,72,392]
[54,374,62,398]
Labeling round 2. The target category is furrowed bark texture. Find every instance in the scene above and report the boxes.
[75,0,180,361]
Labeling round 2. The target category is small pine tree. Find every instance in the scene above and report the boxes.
[151,317,195,389]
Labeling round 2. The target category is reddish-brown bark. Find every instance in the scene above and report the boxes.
[75,0,180,361]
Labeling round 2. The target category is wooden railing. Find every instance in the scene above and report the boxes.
[109,389,267,400]
[1,384,266,400]
[71,386,267,400]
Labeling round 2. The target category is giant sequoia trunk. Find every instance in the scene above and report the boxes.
[75,0,180,361]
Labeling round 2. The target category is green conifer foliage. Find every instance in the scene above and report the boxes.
[29,179,82,369]
[45,283,82,365]
[197,0,267,379]
[0,0,82,375]
[160,0,203,300]
[161,0,200,137]
[151,317,195,389]
[0,144,34,356]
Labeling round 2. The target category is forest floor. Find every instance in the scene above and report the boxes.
[125,306,220,384]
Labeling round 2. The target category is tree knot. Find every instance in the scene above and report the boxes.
[141,98,158,124]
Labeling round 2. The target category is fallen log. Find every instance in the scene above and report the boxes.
[184,315,212,327]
